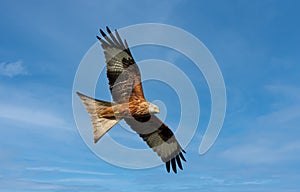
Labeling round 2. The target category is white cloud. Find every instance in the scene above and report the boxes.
[0,60,28,77]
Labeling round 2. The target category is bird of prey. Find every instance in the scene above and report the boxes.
[77,27,186,173]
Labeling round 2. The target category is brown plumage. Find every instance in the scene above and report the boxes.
[77,26,186,173]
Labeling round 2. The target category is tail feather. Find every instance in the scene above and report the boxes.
[77,92,121,143]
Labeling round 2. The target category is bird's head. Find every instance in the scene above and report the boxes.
[148,103,160,114]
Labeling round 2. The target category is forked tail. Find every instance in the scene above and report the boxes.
[77,92,121,143]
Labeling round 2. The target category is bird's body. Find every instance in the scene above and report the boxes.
[97,100,157,119]
[77,27,186,173]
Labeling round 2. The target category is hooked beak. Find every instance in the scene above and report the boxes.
[154,108,160,113]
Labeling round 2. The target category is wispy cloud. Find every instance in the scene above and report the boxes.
[265,84,300,107]
[238,179,273,185]
[26,166,114,176]
[0,79,71,131]
[0,60,27,77]
[222,82,300,165]
[222,142,281,164]
[0,179,63,191]
[0,103,68,129]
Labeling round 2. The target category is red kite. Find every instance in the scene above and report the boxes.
[77,27,186,173]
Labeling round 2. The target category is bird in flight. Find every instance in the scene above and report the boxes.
[77,27,186,173]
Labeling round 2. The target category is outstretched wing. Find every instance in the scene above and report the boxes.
[97,27,145,104]
[124,116,186,173]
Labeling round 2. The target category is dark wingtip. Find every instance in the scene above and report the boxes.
[166,161,170,173]
[106,26,112,34]
[176,155,183,170]
[179,152,186,162]
[171,158,177,173]
[97,35,110,47]
[165,152,186,173]
[100,29,106,37]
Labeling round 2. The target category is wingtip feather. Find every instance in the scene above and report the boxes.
[100,29,106,37]
[179,152,186,162]
[106,26,112,34]
[166,161,170,173]
[171,158,177,173]
[114,29,126,49]
[176,155,183,170]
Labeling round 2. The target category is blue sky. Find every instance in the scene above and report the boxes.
[1,0,300,191]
